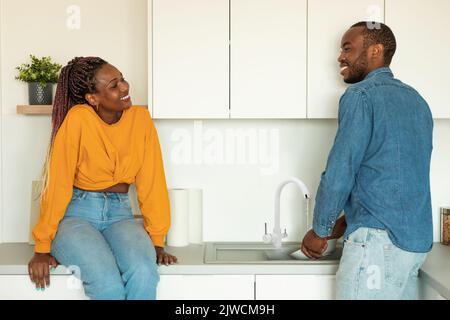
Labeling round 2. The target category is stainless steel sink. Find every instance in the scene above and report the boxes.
[204,242,342,264]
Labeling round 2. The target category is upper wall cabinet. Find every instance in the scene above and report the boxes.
[307,0,384,119]
[230,0,307,119]
[386,0,450,119]
[152,0,229,119]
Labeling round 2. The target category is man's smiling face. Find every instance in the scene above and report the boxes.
[338,26,370,84]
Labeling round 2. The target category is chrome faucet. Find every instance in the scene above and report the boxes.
[263,177,310,248]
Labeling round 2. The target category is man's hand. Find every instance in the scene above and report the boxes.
[301,229,328,259]
[155,246,178,266]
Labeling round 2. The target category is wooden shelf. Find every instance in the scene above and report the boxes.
[17,105,52,115]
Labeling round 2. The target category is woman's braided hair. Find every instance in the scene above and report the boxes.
[38,57,107,200]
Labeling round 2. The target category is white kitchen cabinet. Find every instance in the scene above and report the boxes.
[0,274,255,300]
[308,0,384,119]
[230,0,307,119]
[386,0,450,118]
[152,0,229,119]
[157,275,255,300]
[255,275,335,300]
[0,275,87,300]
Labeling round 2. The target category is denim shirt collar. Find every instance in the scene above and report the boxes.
[364,67,393,80]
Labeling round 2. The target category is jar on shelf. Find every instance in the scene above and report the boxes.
[441,207,450,245]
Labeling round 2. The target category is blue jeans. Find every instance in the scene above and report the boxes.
[336,227,427,300]
[51,187,160,300]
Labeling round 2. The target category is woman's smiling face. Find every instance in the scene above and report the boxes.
[87,63,132,111]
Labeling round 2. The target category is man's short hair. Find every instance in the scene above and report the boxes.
[351,21,397,66]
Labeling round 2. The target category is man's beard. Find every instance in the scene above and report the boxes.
[344,50,369,84]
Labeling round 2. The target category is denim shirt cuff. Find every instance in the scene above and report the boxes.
[313,220,333,238]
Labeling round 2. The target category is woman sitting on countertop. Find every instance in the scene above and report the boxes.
[28,56,177,300]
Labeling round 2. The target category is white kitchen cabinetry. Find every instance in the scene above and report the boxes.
[152,0,229,119]
[157,275,255,300]
[386,0,450,118]
[230,0,307,119]
[2,274,447,300]
[308,0,384,119]
[0,275,87,300]
[0,274,255,300]
[255,275,335,300]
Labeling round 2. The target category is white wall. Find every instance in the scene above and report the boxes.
[0,1,3,243]
[0,0,148,242]
[0,0,449,244]
[429,121,450,240]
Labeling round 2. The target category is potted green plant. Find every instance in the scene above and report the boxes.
[15,54,62,105]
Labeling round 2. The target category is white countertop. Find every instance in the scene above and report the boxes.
[419,243,450,299]
[0,242,339,275]
[0,242,448,299]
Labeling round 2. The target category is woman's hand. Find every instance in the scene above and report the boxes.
[28,253,58,290]
[155,246,178,266]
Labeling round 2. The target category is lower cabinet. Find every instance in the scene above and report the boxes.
[2,274,444,300]
[0,274,335,300]
[255,275,336,300]
[0,274,255,300]
[0,275,87,300]
[157,275,255,300]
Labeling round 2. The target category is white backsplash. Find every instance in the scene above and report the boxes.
[2,117,450,244]
[138,119,450,244]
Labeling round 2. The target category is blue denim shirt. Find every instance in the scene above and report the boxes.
[312,67,433,253]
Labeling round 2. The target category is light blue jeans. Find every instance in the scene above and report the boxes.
[51,187,160,300]
[336,227,427,300]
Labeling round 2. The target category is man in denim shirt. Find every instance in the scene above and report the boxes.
[301,22,433,299]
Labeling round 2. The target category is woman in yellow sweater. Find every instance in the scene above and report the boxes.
[27,56,177,300]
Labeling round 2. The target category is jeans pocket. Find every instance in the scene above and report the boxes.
[65,196,103,221]
[343,239,366,248]
[342,238,367,269]
[119,196,133,212]
[383,244,397,287]
[344,227,369,247]
[383,244,412,288]
[337,238,368,298]
[110,196,132,210]
[121,197,132,208]
[72,189,86,201]
[108,197,133,220]
[410,253,427,277]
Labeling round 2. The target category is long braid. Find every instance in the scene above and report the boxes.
[37,57,107,201]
